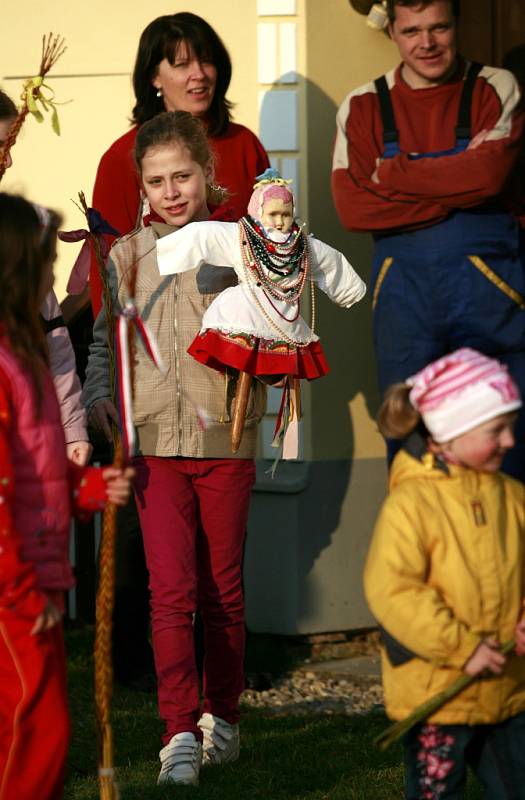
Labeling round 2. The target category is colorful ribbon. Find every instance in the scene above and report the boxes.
[115,300,165,463]
[59,209,120,295]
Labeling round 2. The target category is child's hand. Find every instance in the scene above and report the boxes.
[467,128,490,150]
[31,597,62,635]
[102,466,135,506]
[67,440,93,466]
[371,157,383,184]
[89,399,119,442]
[464,638,506,676]
[515,621,525,657]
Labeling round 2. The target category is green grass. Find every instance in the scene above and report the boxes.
[64,627,482,800]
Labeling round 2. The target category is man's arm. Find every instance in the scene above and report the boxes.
[377,68,524,208]
[332,86,449,232]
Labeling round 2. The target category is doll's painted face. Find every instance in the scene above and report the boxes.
[261,198,293,233]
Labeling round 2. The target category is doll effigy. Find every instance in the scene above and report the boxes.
[156,169,366,454]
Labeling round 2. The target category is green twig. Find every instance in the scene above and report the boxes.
[375,638,516,750]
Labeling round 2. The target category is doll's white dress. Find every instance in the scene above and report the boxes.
[156,219,366,379]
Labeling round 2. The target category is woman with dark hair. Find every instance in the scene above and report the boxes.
[90,11,269,316]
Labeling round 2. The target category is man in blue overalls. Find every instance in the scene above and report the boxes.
[332,0,525,478]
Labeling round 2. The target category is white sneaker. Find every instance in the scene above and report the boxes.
[197,713,240,766]
[157,731,202,785]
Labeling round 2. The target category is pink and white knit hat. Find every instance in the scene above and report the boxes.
[406,348,521,442]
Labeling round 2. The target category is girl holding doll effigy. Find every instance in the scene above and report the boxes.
[83,110,266,787]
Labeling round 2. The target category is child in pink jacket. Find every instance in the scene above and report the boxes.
[0,88,91,467]
[0,192,133,800]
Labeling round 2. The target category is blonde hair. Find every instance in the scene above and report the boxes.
[377,382,421,439]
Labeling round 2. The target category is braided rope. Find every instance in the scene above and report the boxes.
[0,33,66,180]
[94,491,119,800]
[76,189,127,800]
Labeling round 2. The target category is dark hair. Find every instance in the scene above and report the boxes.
[0,90,17,122]
[134,111,228,206]
[132,13,232,137]
[377,382,421,439]
[0,193,60,404]
[387,0,460,23]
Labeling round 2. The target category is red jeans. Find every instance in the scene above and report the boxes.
[134,456,255,744]
[0,615,69,800]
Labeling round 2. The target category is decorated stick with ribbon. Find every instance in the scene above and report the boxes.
[0,33,66,180]
[88,205,163,799]
[60,192,129,799]
[65,193,121,800]
[115,297,165,462]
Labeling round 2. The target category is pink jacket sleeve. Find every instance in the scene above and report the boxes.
[41,290,88,444]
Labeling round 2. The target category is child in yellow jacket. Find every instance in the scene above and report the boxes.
[364,347,525,800]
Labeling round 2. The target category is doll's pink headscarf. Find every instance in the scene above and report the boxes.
[406,348,521,442]
[248,182,295,222]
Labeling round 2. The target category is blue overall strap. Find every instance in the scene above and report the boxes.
[455,61,483,141]
[374,61,484,157]
[374,75,399,158]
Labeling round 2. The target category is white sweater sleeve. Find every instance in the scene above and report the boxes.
[308,236,366,308]
[156,221,240,276]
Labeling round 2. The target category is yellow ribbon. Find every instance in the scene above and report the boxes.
[23,75,61,135]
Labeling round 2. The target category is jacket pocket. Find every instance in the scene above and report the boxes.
[372,257,394,311]
[468,255,525,309]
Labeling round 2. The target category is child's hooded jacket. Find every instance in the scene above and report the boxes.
[364,444,525,725]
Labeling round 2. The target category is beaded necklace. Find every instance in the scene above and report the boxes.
[239,216,308,305]
[241,215,305,276]
[238,216,316,348]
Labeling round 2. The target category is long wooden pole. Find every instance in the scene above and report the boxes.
[231,371,252,453]
[76,191,121,800]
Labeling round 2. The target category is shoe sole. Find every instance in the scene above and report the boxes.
[202,751,240,767]
[157,775,199,786]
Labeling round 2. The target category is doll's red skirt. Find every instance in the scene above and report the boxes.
[188,329,329,380]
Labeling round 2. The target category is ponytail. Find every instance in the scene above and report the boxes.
[377,382,421,439]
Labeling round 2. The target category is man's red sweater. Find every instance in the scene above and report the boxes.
[331,61,524,234]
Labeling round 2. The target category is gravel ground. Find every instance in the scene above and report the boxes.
[241,671,384,717]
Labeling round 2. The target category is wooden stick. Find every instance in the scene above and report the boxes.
[292,378,302,420]
[74,190,120,800]
[231,371,252,453]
